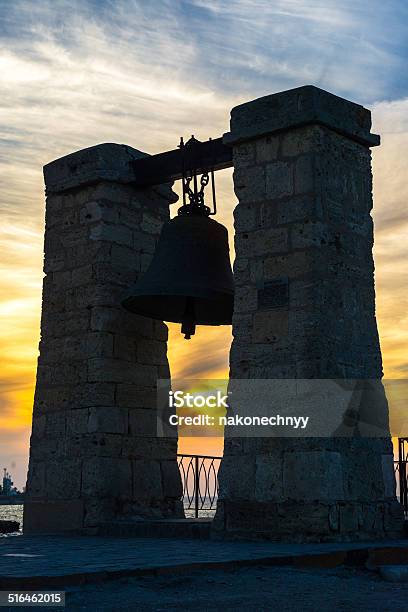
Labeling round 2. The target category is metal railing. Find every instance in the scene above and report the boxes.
[177,454,221,518]
[395,437,408,516]
[178,441,408,520]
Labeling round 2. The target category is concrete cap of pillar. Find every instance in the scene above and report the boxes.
[43,142,178,202]
[224,85,380,148]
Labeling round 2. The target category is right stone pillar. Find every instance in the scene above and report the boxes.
[213,86,404,541]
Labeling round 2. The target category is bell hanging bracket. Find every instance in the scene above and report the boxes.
[178,136,217,218]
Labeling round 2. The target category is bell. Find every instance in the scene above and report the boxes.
[122,214,234,339]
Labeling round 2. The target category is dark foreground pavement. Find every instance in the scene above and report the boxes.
[1,536,408,610]
[45,565,408,611]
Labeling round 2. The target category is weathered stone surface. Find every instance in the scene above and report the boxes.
[283,451,344,502]
[24,500,84,534]
[82,457,132,498]
[133,459,162,500]
[46,460,82,499]
[224,85,380,147]
[252,311,288,343]
[25,143,182,534]
[215,86,403,542]
[88,406,128,434]
[265,161,293,199]
[254,454,284,502]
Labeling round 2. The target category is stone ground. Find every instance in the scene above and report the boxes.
[35,565,408,610]
[2,536,408,580]
[1,536,408,610]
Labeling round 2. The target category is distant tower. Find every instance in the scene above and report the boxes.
[3,469,13,496]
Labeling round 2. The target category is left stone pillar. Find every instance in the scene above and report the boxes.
[24,143,183,534]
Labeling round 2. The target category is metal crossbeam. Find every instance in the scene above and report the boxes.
[130,137,232,187]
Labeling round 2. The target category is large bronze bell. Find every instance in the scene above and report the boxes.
[122,214,234,339]
[122,135,234,339]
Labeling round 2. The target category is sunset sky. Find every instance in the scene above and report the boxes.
[1,0,407,489]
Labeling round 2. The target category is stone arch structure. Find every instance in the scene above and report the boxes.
[24,86,404,539]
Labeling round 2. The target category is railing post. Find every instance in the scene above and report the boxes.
[195,456,199,519]
[399,438,408,515]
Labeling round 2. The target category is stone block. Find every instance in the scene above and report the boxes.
[141,213,164,234]
[129,408,158,437]
[233,204,257,232]
[65,433,122,459]
[237,227,288,258]
[86,332,114,358]
[71,264,93,287]
[26,462,45,498]
[277,195,322,225]
[46,459,82,499]
[113,334,136,360]
[45,412,66,438]
[82,457,132,498]
[80,200,119,225]
[133,459,162,500]
[24,500,84,534]
[31,415,46,439]
[161,460,183,498]
[117,204,143,230]
[90,306,153,336]
[137,339,168,365]
[110,243,140,270]
[232,142,256,167]
[62,336,87,360]
[123,436,177,460]
[87,358,157,385]
[383,499,405,534]
[291,221,328,249]
[116,384,157,409]
[60,226,88,248]
[252,310,288,343]
[83,497,116,527]
[265,161,293,199]
[43,143,148,194]
[66,408,89,436]
[226,85,379,147]
[133,231,157,254]
[217,456,255,500]
[283,450,344,502]
[91,262,135,286]
[382,454,397,498]
[234,286,258,313]
[35,382,115,413]
[338,503,360,533]
[154,321,168,342]
[255,454,284,502]
[89,222,133,247]
[281,126,322,157]
[294,155,314,194]
[263,251,316,279]
[343,451,384,501]
[256,135,279,163]
[88,406,128,434]
[29,437,66,462]
[233,166,265,202]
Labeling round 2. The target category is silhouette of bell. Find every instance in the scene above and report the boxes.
[122,215,234,339]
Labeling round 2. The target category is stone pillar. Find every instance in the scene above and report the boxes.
[24,143,183,534]
[213,86,404,541]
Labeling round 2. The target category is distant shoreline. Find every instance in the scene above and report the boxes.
[0,497,24,506]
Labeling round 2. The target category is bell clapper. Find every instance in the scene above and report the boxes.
[181,297,196,339]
